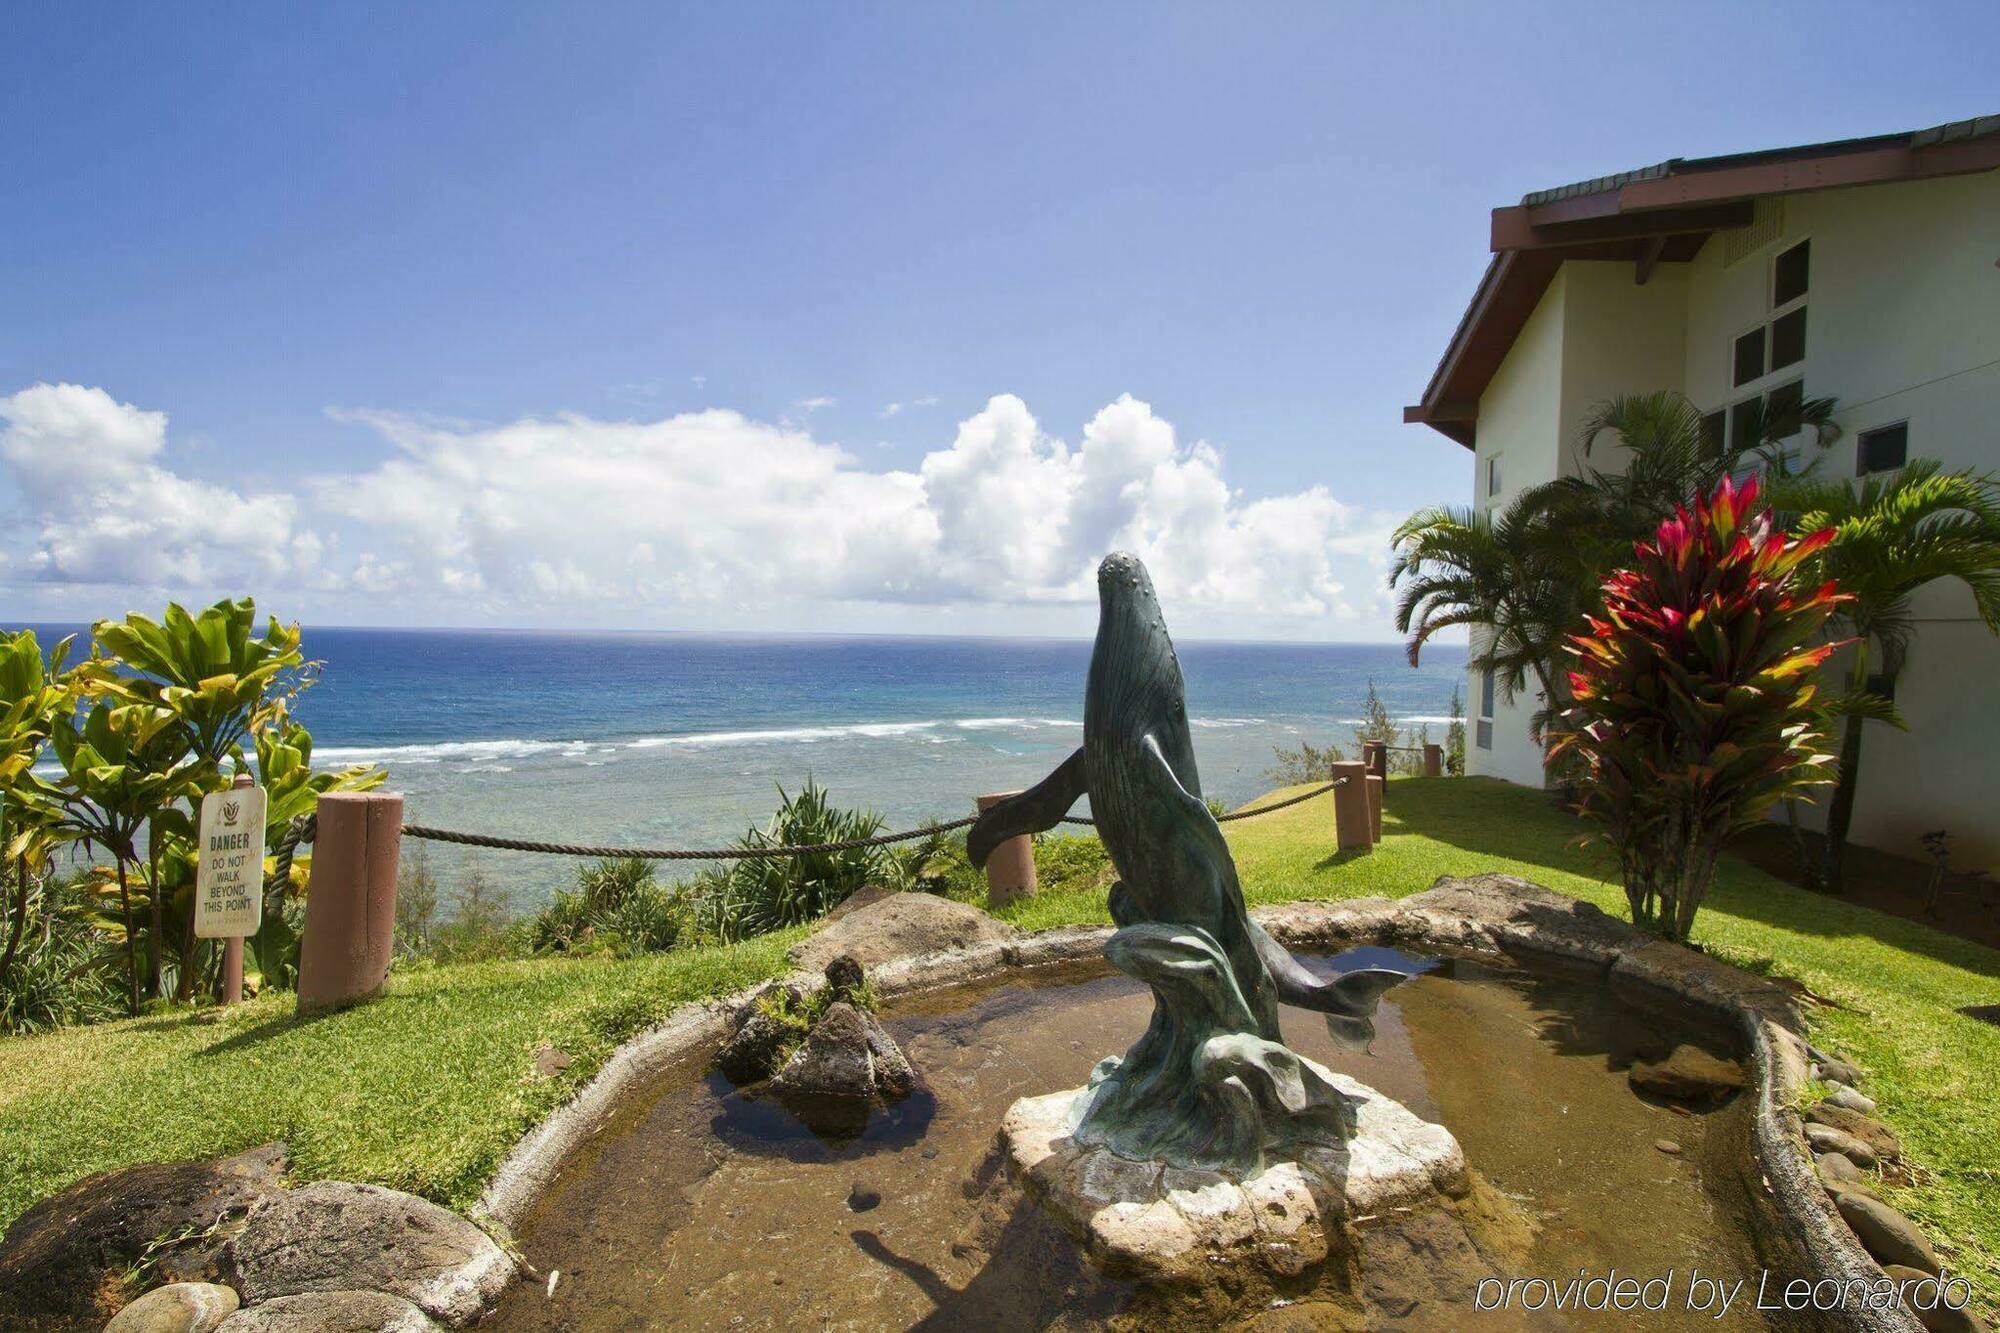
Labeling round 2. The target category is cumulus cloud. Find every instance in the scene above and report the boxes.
[0,383,301,588]
[0,382,1396,634]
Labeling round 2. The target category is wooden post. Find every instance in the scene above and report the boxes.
[1331,761,1371,853]
[1423,743,1443,778]
[297,792,403,1017]
[222,773,252,1006]
[1362,741,1388,781]
[975,791,1037,908]
[1366,774,1385,843]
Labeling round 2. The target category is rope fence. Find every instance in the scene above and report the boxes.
[377,776,1348,861]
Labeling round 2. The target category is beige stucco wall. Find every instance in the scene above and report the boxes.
[1681,170,2000,864]
[1465,167,2000,865]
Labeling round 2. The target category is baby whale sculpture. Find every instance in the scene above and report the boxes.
[972,552,1409,1175]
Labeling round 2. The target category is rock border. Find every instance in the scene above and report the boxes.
[476,878,1933,1332]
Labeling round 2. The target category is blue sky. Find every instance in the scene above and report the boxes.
[4,2,1995,639]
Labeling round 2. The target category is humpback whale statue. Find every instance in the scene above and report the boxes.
[970,552,1409,1174]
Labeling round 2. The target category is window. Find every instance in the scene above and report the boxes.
[1475,670,1495,750]
[1770,307,1807,370]
[1773,239,1810,307]
[1765,379,1804,435]
[1729,397,1762,450]
[1486,455,1502,498]
[1701,410,1726,455]
[1858,422,1908,475]
[1864,672,1897,703]
[1732,328,1766,387]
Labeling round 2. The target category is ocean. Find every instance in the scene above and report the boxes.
[25,626,1465,906]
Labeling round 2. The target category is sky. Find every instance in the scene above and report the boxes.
[4,2,1995,641]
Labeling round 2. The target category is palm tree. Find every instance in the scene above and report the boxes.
[1389,487,1598,730]
[1770,462,2000,891]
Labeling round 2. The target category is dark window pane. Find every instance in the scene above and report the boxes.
[1479,670,1495,718]
[1774,239,1810,306]
[1771,307,1806,370]
[1733,328,1765,386]
[1475,719,1493,750]
[1487,455,1501,496]
[1865,672,1897,703]
[1730,397,1761,449]
[1701,410,1726,455]
[1858,423,1908,475]
[1766,380,1804,433]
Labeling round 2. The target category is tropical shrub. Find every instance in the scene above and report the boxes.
[684,781,890,943]
[1548,476,1845,941]
[1264,740,1344,785]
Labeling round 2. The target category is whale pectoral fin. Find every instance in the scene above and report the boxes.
[1139,732,1217,828]
[968,747,1087,868]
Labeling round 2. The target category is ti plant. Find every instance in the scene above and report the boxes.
[1547,476,1846,942]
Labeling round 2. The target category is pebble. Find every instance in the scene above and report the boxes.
[1654,1139,1682,1156]
[847,1183,882,1212]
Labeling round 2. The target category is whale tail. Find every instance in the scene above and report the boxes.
[1246,919,1411,1050]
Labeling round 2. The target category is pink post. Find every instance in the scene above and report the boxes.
[1366,774,1385,843]
[221,937,244,1006]
[1363,741,1388,781]
[1423,743,1444,778]
[297,792,404,1017]
[976,791,1038,908]
[1331,761,1371,854]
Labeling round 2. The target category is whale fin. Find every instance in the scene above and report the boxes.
[968,747,1088,868]
[1246,918,1409,1050]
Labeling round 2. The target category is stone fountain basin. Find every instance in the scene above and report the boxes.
[477,874,1912,1332]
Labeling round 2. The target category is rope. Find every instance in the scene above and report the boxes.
[1058,775,1347,826]
[264,813,317,894]
[393,776,1346,857]
[400,815,977,861]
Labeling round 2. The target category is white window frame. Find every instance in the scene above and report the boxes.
[1857,419,1910,476]
[1475,669,1495,750]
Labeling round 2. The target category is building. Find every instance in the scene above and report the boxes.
[1405,115,2000,863]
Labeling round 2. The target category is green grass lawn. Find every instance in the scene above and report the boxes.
[3,777,1995,1309]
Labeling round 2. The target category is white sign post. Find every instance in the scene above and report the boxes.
[196,773,268,1004]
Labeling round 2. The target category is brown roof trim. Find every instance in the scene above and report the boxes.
[1408,115,2000,449]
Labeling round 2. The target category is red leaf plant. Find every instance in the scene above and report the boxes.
[1547,475,1846,941]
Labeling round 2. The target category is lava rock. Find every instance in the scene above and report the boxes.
[0,1142,287,1326]
[1628,1045,1746,1101]
[713,986,804,1086]
[1834,1193,1940,1274]
[104,1283,241,1333]
[1805,1124,1880,1170]
[214,1290,439,1331]
[227,1182,512,1326]
[766,1000,922,1137]
[823,953,866,1000]
[1806,1102,1902,1162]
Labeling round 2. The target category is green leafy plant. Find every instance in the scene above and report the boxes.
[1445,684,1466,776]
[686,781,888,943]
[0,629,77,998]
[1769,463,2000,892]
[1548,476,1845,941]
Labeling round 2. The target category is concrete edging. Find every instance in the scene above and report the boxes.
[474,877,1919,1332]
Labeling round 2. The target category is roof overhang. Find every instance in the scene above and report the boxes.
[1405,115,2000,449]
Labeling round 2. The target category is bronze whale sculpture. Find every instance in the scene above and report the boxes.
[970,552,1409,1172]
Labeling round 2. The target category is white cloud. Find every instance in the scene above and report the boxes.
[0,382,1398,636]
[0,383,302,588]
[793,396,836,413]
[881,394,939,418]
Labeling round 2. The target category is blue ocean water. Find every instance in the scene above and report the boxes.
[22,626,1464,905]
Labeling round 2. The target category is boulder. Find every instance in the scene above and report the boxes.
[1806,1102,1902,1163]
[1814,1152,1869,1189]
[766,1000,921,1135]
[0,1142,287,1325]
[215,1291,438,1332]
[227,1182,512,1326]
[713,986,804,1086]
[1628,1044,1747,1102]
[1882,1265,1989,1333]
[788,892,1016,973]
[1834,1192,1940,1275]
[104,1283,240,1333]
[1805,1124,1880,1170]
